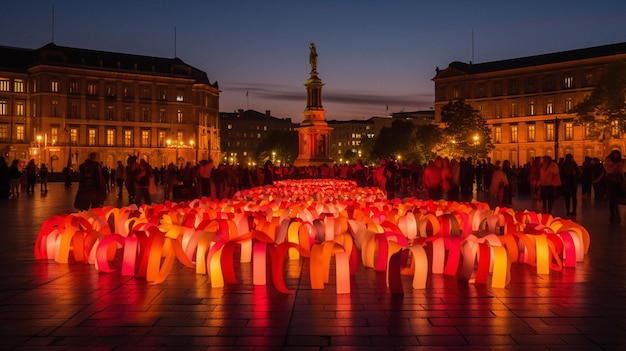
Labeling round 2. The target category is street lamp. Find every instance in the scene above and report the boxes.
[190,139,196,165]
[36,135,42,165]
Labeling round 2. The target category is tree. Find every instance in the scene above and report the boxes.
[439,99,494,160]
[414,124,442,162]
[255,130,298,165]
[370,119,420,162]
[573,61,626,141]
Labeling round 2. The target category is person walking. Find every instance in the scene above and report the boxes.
[539,155,561,215]
[561,154,581,217]
[125,156,137,202]
[133,158,153,206]
[74,152,106,211]
[25,159,37,194]
[604,150,625,224]
[39,163,49,192]
[0,157,9,199]
[9,159,21,198]
[115,160,125,198]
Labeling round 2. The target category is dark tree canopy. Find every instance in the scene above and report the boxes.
[255,130,298,165]
[440,99,494,159]
[573,61,626,139]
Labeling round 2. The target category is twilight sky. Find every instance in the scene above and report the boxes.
[2,1,626,123]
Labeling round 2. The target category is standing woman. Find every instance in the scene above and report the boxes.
[604,150,625,224]
[539,155,561,215]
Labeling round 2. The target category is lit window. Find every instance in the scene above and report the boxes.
[106,129,115,146]
[227,124,232,130]
[564,76,574,89]
[88,83,97,95]
[511,125,518,143]
[14,79,24,93]
[0,124,7,140]
[141,130,150,147]
[124,130,132,146]
[70,128,78,144]
[527,124,535,142]
[0,78,9,91]
[0,100,7,115]
[611,120,620,137]
[176,89,184,101]
[51,80,59,92]
[565,122,573,140]
[51,100,59,117]
[494,126,502,143]
[511,103,518,117]
[158,131,166,146]
[16,124,24,141]
[88,128,96,146]
[51,127,58,143]
[565,98,572,112]
[546,100,554,114]
[546,123,555,141]
[177,109,183,123]
[16,102,24,116]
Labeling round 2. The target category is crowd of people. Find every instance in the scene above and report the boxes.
[0,150,624,223]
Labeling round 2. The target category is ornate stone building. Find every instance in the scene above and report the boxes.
[433,42,626,165]
[0,43,219,171]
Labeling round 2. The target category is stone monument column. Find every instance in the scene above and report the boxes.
[294,42,334,167]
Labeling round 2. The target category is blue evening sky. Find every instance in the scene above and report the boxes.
[1,1,625,122]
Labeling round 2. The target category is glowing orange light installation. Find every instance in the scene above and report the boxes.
[34,179,591,294]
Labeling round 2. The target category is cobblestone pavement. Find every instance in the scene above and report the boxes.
[0,182,625,350]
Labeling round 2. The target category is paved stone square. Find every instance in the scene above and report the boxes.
[0,182,625,350]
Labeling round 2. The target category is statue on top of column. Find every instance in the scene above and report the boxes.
[309,42,318,73]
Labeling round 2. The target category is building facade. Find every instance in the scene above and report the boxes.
[219,109,297,166]
[433,42,626,165]
[0,43,220,171]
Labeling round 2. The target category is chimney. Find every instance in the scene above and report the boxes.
[265,110,271,117]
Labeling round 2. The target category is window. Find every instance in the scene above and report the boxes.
[177,131,183,143]
[105,84,115,97]
[0,78,9,91]
[51,127,58,144]
[16,124,24,141]
[527,124,535,142]
[88,128,96,146]
[546,100,554,114]
[494,126,502,143]
[177,109,183,123]
[124,130,132,146]
[584,73,593,86]
[141,87,151,99]
[477,83,486,98]
[141,108,150,122]
[107,106,115,120]
[452,87,459,99]
[494,104,501,118]
[158,131,166,146]
[69,81,79,94]
[141,130,150,147]
[70,102,80,118]
[546,123,555,141]
[508,79,519,95]
[88,83,97,95]
[176,89,184,101]
[106,129,115,146]
[124,106,132,121]
[123,86,133,98]
[70,128,78,144]
[51,100,59,117]
[227,124,233,130]
[526,78,535,93]
[565,122,573,140]
[0,100,7,115]
[15,101,24,116]
[543,75,554,91]
[611,120,620,137]
[511,103,518,117]
[564,75,574,89]
[158,109,166,123]
[51,80,59,92]
[565,98,572,112]
[14,79,24,93]
[88,103,98,119]
[511,125,518,143]
[493,81,503,96]
[32,101,37,117]
[0,124,7,140]
[527,101,535,116]
[159,89,166,100]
